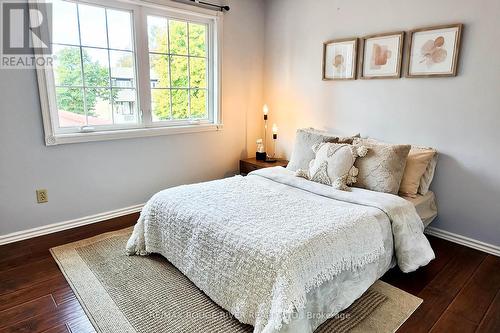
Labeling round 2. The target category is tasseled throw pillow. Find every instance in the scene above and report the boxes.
[296,142,368,191]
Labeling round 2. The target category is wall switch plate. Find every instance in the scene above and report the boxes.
[36,189,48,203]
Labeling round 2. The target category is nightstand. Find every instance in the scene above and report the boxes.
[239,158,288,175]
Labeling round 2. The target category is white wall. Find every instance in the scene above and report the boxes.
[262,0,500,246]
[0,0,265,236]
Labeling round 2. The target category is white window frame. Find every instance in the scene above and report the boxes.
[34,0,223,146]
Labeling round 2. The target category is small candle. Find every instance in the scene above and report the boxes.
[263,104,269,116]
[272,124,278,134]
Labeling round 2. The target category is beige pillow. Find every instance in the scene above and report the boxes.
[296,142,368,190]
[399,147,437,198]
[286,128,360,171]
[353,138,411,194]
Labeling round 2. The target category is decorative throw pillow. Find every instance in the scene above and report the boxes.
[352,138,411,194]
[296,142,368,191]
[399,147,437,198]
[286,128,360,171]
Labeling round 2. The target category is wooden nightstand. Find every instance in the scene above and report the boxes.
[239,158,288,175]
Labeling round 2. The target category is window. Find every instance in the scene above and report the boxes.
[52,1,138,129]
[36,0,222,145]
[147,17,208,122]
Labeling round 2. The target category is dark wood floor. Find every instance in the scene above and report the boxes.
[0,216,498,333]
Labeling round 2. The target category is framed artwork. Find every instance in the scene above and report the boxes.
[406,24,463,77]
[360,31,404,79]
[322,38,358,80]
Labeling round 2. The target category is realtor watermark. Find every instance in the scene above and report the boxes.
[1,0,53,69]
[148,309,351,322]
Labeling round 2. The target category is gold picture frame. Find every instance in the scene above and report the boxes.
[359,31,405,79]
[322,37,358,81]
[406,23,463,78]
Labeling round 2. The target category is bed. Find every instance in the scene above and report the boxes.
[126,166,435,333]
[404,191,437,227]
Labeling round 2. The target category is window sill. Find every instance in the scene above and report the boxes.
[45,123,223,146]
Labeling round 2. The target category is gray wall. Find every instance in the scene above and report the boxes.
[2,0,499,248]
[262,0,500,245]
[0,0,265,235]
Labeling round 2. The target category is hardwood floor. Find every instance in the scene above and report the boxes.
[382,237,499,333]
[0,217,498,333]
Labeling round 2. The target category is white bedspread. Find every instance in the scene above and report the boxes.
[126,167,434,333]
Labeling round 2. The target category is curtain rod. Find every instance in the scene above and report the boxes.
[175,0,230,12]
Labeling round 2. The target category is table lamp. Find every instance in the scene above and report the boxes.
[256,104,269,160]
[266,124,278,163]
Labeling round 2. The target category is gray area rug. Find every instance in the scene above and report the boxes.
[51,228,422,333]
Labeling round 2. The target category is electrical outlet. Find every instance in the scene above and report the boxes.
[36,189,48,203]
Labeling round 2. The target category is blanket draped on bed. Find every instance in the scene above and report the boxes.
[126,167,434,333]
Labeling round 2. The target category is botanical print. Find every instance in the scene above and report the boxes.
[323,39,357,80]
[333,54,346,76]
[407,25,462,77]
[420,36,447,66]
[362,32,403,78]
[371,43,392,69]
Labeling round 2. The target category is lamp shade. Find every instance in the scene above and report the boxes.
[272,124,278,134]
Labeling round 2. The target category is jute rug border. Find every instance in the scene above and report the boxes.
[51,227,136,333]
[351,280,422,333]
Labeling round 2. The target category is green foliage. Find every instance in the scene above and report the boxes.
[172,89,188,119]
[189,23,206,57]
[151,88,170,119]
[150,21,208,121]
[55,47,112,116]
[190,89,206,118]
[190,57,206,88]
[55,87,83,114]
[171,56,188,87]
[169,20,188,55]
[150,54,169,87]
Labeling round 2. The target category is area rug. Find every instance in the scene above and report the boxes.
[50,228,422,333]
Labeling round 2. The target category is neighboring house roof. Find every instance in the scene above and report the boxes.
[58,110,110,127]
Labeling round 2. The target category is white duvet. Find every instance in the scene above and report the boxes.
[126,167,434,333]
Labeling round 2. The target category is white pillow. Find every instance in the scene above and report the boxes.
[296,142,368,191]
[286,128,360,171]
[417,148,438,195]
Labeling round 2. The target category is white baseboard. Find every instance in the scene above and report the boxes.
[0,204,144,246]
[425,226,500,257]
